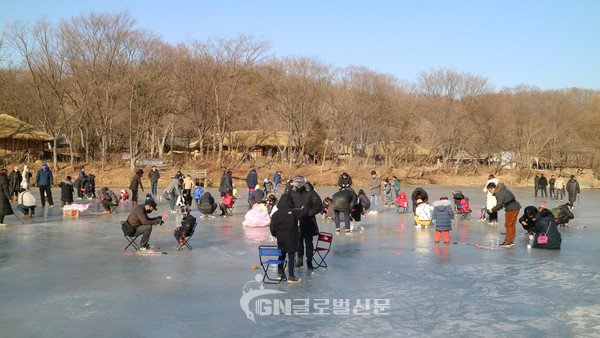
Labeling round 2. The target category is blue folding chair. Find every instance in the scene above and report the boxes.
[258,245,287,284]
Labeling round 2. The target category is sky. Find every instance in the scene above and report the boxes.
[2,0,599,91]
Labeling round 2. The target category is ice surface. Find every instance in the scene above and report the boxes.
[1,185,599,337]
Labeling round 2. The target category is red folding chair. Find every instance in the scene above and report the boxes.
[312,232,333,268]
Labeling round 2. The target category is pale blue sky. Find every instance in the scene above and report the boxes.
[2,0,599,90]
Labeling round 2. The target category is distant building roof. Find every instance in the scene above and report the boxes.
[0,114,53,142]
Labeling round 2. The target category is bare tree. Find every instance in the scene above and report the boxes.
[191,34,270,165]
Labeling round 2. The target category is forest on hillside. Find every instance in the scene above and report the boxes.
[0,12,599,179]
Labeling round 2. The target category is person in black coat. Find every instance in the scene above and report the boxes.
[411,188,429,214]
[128,169,144,205]
[332,187,357,232]
[269,194,306,283]
[532,208,561,249]
[0,169,14,225]
[58,176,74,207]
[8,166,22,201]
[556,203,575,225]
[197,192,217,216]
[289,176,323,269]
[518,206,538,236]
[218,171,233,195]
[246,169,258,205]
[539,174,548,198]
[337,172,352,190]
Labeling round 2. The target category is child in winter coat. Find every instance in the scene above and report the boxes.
[432,197,454,243]
[120,189,130,203]
[414,199,432,228]
[395,192,409,213]
[192,185,204,205]
[58,176,74,207]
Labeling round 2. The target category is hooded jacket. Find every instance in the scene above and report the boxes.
[395,192,408,207]
[566,178,580,196]
[0,175,14,216]
[483,178,499,209]
[246,169,258,189]
[58,179,74,202]
[219,172,233,194]
[332,187,357,213]
[491,182,521,212]
[129,170,144,191]
[269,194,305,253]
[411,188,429,213]
[198,192,216,214]
[35,163,53,186]
[101,188,118,204]
[432,200,454,231]
[532,210,561,249]
[289,182,323,236]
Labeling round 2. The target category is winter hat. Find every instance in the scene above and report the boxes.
[264,178,269,183]
[293,176,307,187]
[145,200,157,210]
[66,176,71,180]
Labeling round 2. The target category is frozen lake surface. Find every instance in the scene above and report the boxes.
[1,185,599,337]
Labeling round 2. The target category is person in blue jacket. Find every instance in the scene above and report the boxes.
[35,163,54,207]
[273,171,282,194]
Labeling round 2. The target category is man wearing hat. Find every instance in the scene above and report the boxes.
[126,199,163,250]
[289,175,323,269]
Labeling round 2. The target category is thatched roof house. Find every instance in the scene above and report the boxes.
[0,114,53,152]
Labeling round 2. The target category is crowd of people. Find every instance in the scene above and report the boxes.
[0,165,583,283]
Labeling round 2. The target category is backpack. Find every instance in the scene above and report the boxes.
[551,207,561,219]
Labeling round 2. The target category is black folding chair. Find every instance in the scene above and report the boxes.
[122,221,141,251]
[312,232,333,268]
[97,202,119,214]
[178,222,197,251]
[258,245,287,284]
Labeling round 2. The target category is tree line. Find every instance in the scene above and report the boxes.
[0,11,598,180]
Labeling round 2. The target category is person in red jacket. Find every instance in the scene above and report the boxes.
[219,192,234,216]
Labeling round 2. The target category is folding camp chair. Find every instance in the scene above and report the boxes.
[97,202,119,214]
[122,221,141,251]
[258,245,287,284]
[177,222,197,251]
[312,232,333,268]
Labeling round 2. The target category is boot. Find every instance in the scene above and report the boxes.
[295,257,303,268]
[307,260,314,269]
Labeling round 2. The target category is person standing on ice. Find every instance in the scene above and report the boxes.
[487,181,521,247]
[0,169,14,226]
[245,169,258,206]
[128,169,144,205]
[289,175,322,269]
[566,175,580,205]
[35,163,54,208]
[369,171,381,213]
[533,172,540,197]
[481,174,499,224]
[270,194,306,284]
[148,166,160,196]
[272,171,281,194]
[432,197,454,243]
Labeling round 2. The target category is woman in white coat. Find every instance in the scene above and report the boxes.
[482,174,499,224]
